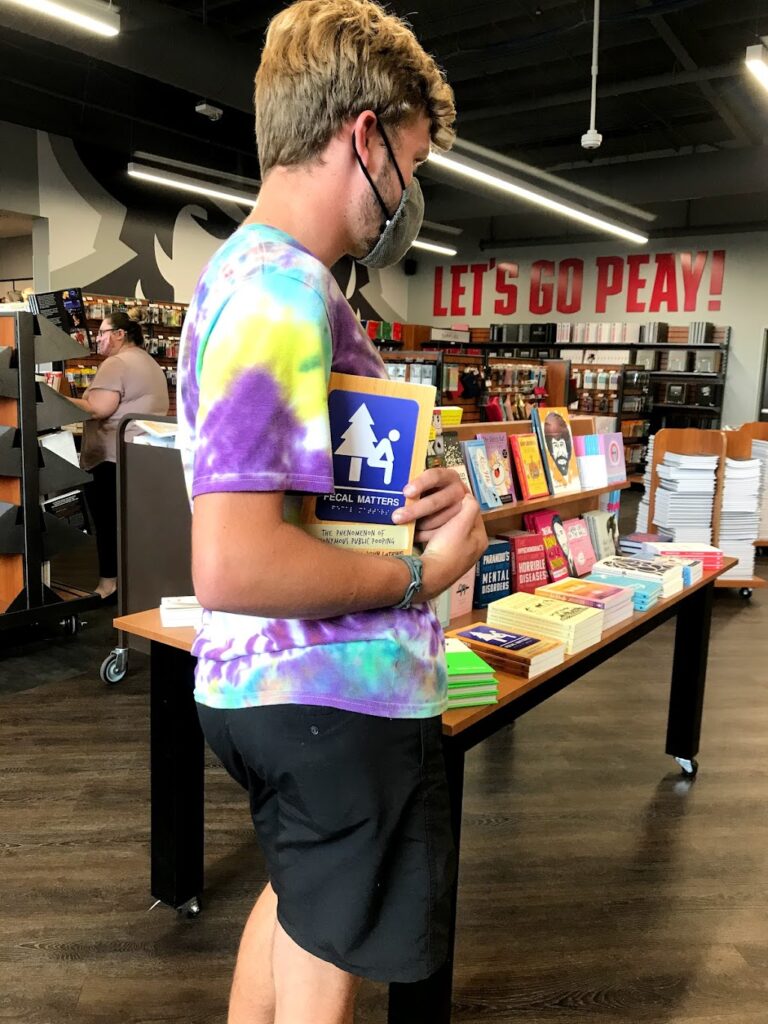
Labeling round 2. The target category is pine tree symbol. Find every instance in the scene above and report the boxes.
[335,403,379,482]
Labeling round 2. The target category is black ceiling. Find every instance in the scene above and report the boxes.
[1,0,767,244]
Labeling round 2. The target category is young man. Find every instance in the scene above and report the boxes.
[178,3,487,1022]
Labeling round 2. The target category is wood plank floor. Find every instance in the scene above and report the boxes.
[1,569,767,1022]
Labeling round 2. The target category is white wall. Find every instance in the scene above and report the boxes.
[0,235,33,280]
[407,233,768,426]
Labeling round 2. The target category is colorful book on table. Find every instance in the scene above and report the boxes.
[477,432,516,504]
[445,623,566,679]
[530,406,581,496]
[300,372,435,555]
[509,432,550,500]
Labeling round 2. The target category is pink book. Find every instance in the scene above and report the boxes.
[563,517,597,576]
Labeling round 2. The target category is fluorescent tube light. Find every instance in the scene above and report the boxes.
[427,150,649,245]
[746,43,768,92]
[421,219,463,237]
[411,238,458,257]
[2,0,120,37]
[127,163,258,207]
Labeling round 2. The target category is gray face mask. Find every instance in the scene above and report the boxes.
[353,121,425,269]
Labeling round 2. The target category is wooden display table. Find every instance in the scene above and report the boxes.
[115,558,735,1024]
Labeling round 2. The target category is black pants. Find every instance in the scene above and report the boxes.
[84,461,118,578]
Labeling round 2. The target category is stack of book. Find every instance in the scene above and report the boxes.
[718,457,761,581]
[535,578,634,629]
[592,555,684,598]
[586,571,661,611]
[487,592,604,654]
[621,530,672,556]
[652,452,719,543]
[444,638,499,708]
[447,624,566,679]
[661,557,704,586]
[634,435,655,533]
[752,439,768,541]
[635,541,722,576]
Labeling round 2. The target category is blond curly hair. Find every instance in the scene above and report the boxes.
[255,0,456,176]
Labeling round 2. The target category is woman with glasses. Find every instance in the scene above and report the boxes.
[68,311,169,601]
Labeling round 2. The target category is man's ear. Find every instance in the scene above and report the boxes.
[351,110,380,169]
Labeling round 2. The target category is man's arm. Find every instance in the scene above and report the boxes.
[192,490,486,620]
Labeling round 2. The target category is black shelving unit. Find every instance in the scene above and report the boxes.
[0,310,99,634]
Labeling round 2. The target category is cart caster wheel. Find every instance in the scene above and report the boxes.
[62,615,80,637]
[177,897,201,919]
[739,588,753,600]
[674,756,698,777]
[100,653,127,685]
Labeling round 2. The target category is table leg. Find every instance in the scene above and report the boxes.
[387,741,465,1024]
[150,641,204,911]
[666,581,714,765]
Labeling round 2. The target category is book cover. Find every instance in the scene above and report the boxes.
[30,286,92,351]
[301,373,435,555]
[573,433,609,490]
[536,578,630,609]
[509,433,550,500]
[601,432,627,485]
[583,510,621,559]
[501,532,549,594]
[449,565,475,619]
[531,407,581,495]
[462,439,503,511]
[477,433,516,504]
[426,408,445,469]
[444,638,497,681]
[446,623,566,672]
[525,510,570,581]
[442,430,473,493]
[473,538,511,607]
[563,517,597,576]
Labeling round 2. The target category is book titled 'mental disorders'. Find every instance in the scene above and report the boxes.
[301,373,435,556]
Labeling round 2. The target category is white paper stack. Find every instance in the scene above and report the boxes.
[487,592,604,655]
[718,457,761,580]
[160,596,203,628]
[751,440,768,542]
[635,435,655,533]
[651,452,718,543]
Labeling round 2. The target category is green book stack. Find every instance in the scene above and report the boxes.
[444,638,499,708]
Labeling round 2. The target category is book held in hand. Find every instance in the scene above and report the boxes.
[301,373,435,555]
[531,407,581,496]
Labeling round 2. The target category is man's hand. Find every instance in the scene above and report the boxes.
[391,467,468,543]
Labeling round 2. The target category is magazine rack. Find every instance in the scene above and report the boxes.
[0,310,99,633]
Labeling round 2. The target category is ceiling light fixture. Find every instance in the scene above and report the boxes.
[427,150,649,245]
[2,0,120,37]
[745,42,768,92]
[127,163,258,207]
[411,238,458,257]
[420,219,463,237]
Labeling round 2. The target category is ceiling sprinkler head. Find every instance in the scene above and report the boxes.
[581,128,603,150]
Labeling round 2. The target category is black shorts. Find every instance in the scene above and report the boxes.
[197,703,456,984]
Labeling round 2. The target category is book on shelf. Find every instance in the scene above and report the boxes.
[573,434,609,490]
[582,510,621,560]
[160,596,203,628]
[300,373,435,555]
[442,430,473,493]
[448,565,476,619]
[535,577,634,629]
[487,592,604,655]
[426,409,445,469]
[473,537,512,607]
[499,531,549,594]
[445,623,566,679]
[531,406,581,496]
[462,439,504,511]
[477,432,516,504]
[29,287,92,351]
[562,517,597,576]
[602,433,627,485]
[509,433,551,500]
[523,510,571,582]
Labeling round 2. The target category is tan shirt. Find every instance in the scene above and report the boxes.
[80,345,170,470]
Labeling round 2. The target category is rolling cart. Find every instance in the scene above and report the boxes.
[101,414,192,683]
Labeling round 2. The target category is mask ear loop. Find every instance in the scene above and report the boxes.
[352,133,392,225]
[376,120,407,193]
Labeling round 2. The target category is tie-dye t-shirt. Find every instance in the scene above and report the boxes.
[178,224,446,718]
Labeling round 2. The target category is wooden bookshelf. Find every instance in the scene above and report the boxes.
[0,315,23,612]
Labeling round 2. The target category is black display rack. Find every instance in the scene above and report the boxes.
[0,310,100,634]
